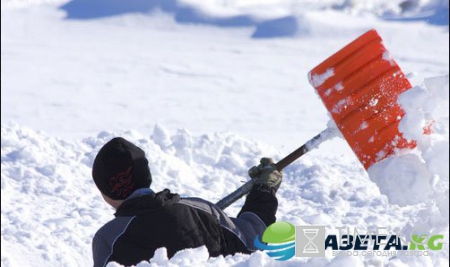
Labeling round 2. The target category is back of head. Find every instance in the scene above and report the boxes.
[92,137,152,200]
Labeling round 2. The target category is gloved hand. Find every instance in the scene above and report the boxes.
[248,158,282,195]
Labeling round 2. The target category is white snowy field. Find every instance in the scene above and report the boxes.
[1,0,449,266]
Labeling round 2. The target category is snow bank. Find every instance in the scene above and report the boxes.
[5,0,447,26]
[0,123,277,266]
[368,75,449,222]
[1,1,448,265]
[5,0,445,40]
[2,122,448,266]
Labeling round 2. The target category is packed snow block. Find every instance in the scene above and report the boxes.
[368,154,434,206]
[252,16,298,38]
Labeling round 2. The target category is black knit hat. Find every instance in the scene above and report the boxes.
[92,137,152,200]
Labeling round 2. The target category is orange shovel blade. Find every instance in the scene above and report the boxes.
[308,29,416,169]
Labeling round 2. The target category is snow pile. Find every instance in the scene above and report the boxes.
[54,0,447,38]
[399,75,449,180]
[106,247,276,267]
[1,0,448,266]
[368,153,435,206]
[368,75,449,225]
[176,0,405,19]
[0,123,278,266]
[2,122,449,266]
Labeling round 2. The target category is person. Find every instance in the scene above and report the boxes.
[91,137,282,267]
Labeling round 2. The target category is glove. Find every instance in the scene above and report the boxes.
[248,157,282,195]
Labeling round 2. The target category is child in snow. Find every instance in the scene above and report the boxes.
[91,137,282,267]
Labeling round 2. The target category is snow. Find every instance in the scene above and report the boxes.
[1,0,449,266]
[371,75,449,206]
[367,74,449,257]
[368,153,435,206]
[331,98,350,114]
[309,68,335,88]
[382,50,397,66]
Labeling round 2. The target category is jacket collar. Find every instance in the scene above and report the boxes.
[115,189,180,217]
[125,188,155,200]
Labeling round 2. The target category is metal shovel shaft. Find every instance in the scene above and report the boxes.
[216,128,337,210]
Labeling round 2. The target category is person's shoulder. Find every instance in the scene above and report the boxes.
[177,197,215,210]
[176,197,227,219]
[94,216,136,241]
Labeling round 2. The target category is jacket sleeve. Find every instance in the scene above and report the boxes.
[92,216,136,267]
[219,189,278,254]
[237,189,278,227]
[92,234,112,267]
[178,197,267,253]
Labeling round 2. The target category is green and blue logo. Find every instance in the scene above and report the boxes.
[254,221,296,261]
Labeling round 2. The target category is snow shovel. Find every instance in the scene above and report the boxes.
[216,29,415,210]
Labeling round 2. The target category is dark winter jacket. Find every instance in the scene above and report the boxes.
[92,188,278,267]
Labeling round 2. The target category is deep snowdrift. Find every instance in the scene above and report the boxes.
[1,0,449,266]
[2,115,448,266]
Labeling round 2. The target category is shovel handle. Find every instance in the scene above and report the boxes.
[216,128,336,210]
